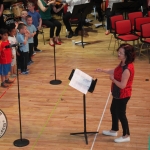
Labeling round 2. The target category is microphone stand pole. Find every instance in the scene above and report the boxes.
[50,37,62,85]
[13,47,29,147]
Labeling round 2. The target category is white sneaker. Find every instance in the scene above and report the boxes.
[114,136,130,143]
[102,130,117,136]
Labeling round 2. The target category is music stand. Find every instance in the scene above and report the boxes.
[112,2,142,19]
[68,69,98,144]
[71,3,93,48]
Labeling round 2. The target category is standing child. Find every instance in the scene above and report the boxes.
[16,23,29,75]
[26,15,36,65]
[0,28,13,88]
[8,27,17,77]
[27,2,42,52]
[21,10,28,24]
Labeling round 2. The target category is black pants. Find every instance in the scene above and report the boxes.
[63,12,83,32]
[95,2,103,20]
[110,97,130,136]
[34,30,39,50]
[42,18,62,38]
[106,8,115,30]
[28,43,34,62]
[20,51,28,72]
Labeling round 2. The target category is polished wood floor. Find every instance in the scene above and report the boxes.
[0,16,150,150]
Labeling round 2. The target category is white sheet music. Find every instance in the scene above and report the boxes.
[69,69,92,94]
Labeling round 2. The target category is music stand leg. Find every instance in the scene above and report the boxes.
[70,94,98,144]
[50,38,62,85]
[74,12,90,48]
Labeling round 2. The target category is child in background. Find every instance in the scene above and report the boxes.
[0,28,14,88]
[8,27,17,77]
[16,23,29,75]
[27,2,42,52]
[21,10,28,24]
[26,15,36,65]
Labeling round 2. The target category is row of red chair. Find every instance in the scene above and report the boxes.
[108,11,150,62]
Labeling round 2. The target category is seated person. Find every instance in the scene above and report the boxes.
[37,0,62,46]
[63,0,89,38]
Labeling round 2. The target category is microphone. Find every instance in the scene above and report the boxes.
[5,44,19,48]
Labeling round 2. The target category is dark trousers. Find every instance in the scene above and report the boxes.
[20,51,28,72]
[95,2,103,20]
[34,30,39,50]
[42,18,62,38]
[110,97,130,136]
[63,12,83,32]
[28,43,34,62]
[17,47,21,69]
[106,8,115,30]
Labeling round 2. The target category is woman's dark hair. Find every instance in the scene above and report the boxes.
[117,43,135,64]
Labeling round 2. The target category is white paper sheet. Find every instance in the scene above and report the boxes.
[69,69,92,94]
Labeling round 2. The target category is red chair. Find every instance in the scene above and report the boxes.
[128,11,143,30]
[139,23,150,61]
[134,17,150,36]
[108,14,124,51]
[147,10,150,17]
[114,20,139,53]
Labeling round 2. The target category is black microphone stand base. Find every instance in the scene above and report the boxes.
[14,139,29,147]
[50,80,62,85]
[70,131,98,144]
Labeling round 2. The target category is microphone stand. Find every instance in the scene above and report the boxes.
[13,46,29,147]
[50,37,62,85]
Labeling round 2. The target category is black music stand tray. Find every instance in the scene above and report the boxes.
[71,3,93,48]
[68,69,98,145]
[112,2,142,19]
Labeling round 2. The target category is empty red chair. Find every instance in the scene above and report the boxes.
[114,20,139,52]
[148,10,150,17]
[139,22,150,61]
[134,17,150,36]
[128,11,143,30]
[108,14,124,51]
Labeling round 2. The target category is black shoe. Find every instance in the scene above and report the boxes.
[67,32,73,38]
[5,79,14,84]
[1,82,9,88]
[34,48,42,52]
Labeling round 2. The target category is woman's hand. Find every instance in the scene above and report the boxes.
[47,0,55,6]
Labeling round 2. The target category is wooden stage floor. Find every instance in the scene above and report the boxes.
[0,19,150,150]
